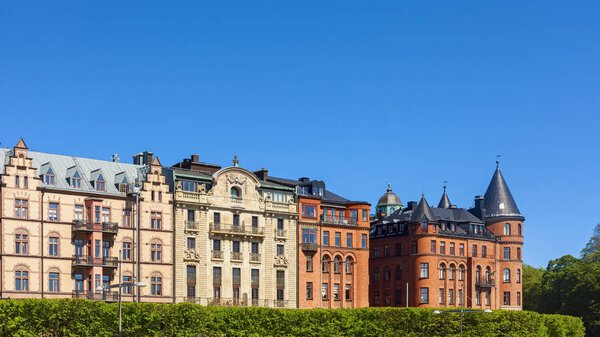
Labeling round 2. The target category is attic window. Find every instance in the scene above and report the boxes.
[95,174,106,192]
[43,168,55,185]
[230,186,241,198]
[70,171,81,188]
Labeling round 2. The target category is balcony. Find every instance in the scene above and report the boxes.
[209,223,265,237]
[265,200,297,213]
[175,190,209,204]
[251,277,260,287]
[212,250,223,260]
[301,242,319,252]
[207,297,247,306]
[476,277,495,288]
[213,276,222,285]
[72,255,93,267]
[321,215,358,226]
[185,220,199,232]
[231,252,243,261]
[274,300,288,308]
[102,222,118,234]
[72,220,118,235]
[72,290,118,302]
[72,255,118,269]
[250,253,261,262]
[275,229,287,238]
[232,276,241,286]
[230,197,242,205]
[102,256,118,269]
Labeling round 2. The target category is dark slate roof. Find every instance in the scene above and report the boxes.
[438,189,452,209]
[386,204,484,224]
[483,167,522,219]
[267,176,369,205]
[410,195,436,222]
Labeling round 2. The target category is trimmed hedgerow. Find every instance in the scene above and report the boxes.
[0,299,585,337]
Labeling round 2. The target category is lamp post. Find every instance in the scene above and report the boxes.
[96,249,146,337]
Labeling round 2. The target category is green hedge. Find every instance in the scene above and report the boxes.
[0,299,585,337]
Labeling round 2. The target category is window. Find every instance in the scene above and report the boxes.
[187,237,196,250]
[334,232,341,247]
[74,205,84,221]
[24,176,28,188]
[373,268,379,282]
[251,242,258,254]
[421,221,427,232]
[448,289,454,305]
[48,202,59,221]
[306,282,313,299]
[345,257,353,274]
[475,289,481,305]
[504,223,511,236]
[151,274,163,296]
[322,283,329,300]
[472,244,478,257]
[301,204,317,218]
[503,291,511,305]
[49,272,59,292]
[362,210,368,221]
[333,283,340,300]
[517,269,521,283]
[71,171,81,188]
[95,240,101,258]
[255,216,262,228]
[345,284,352,301]
[383,268,390,281]
[122,209,132,227]
[15,233,28,255]
[95,174,106,191]
[450,242,455,255]
[302,228,317,243]
[181,180,197,192]
[517,247,521,260]
[230,186,241,198]
[346,233,353,248]
[431,240,436,254]
[15,270,29,291]
[476,266,482,282]
[277,244,285,256]
[15,199,28,218]
[458,265,465,280]
[101,207,110,222]
[213,212,221,224]
[151,212,162,230]
[362,234,367,249]
[323,231,330,246]
[213,267,222,284]
[503,268,511,283]
[122,242,132,261]
[395,266,402,280]
[518,223,522,236]
[49,236,59,256]
[15,175,20,188]
[395,243,401,256]
[322,255,330,273]
[438,264,446,279]
[439,288,445,304]
[482,245,487,258]
[449,264,455,280]
[333,256,340,273]
[420,288,429,304]
[233,214,240,226]
[44,169,56,185]
[504,247,510,260]
[411,241,418,254]
[232,267,241,285]
[306,255,313,272]
[420,263,429,278]
[373,247,379,258]
[440,241,446,254]
[458,289,463,305]
[384,245,391,257]
[151,242,163,262]
[517,291,521,306]
[459,243,465,256]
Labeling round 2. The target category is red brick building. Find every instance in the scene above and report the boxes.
[369,164,524,310]
[267,177,370,308]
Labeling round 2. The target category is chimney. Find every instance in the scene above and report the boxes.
[474,195,485,210]
[299,177,310,183]
[144,151,153,165]
[254,168,269,180]
[132,153,144,165]
[191,154,199,163]
[406,201,418,210]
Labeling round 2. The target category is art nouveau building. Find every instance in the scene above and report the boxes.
[167,155,297,308]
[370,164,524,310]
[0,139,173,302]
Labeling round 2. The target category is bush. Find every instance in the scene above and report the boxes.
[0,299,585,337]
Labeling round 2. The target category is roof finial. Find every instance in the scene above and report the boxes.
[443,180,448,192]
[387,183,392,192]
[233,155,239,167]
[496,154,501,168]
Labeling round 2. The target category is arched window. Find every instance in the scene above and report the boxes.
[15,268,29,291]
[449,264,455,280]
[230,187,241,198]
[322,255,330,273]
[517,269,521,283]
[150,240,163,262]
[476,266,482,282]
[518,223,522,236]
[517,247,522,260]
[384,267,390,281]
[333,256,341,273]
[151,191,155,201]
[504,223,511,236]
[150,273,163,296]
[503,268,511,283]
[15,230,29,255]
[24,176,28,188]
[345,257,353,274]
[485,266,492,283]
[15,175,20,188]
[458,265,465,280]
[438,263,446,280]
[158,191,162,202]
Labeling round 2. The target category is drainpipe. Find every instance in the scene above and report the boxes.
[135,188,141,302]
[40,188,45,298]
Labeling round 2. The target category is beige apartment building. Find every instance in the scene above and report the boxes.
[0,139,173,302]
[167,155,297,308]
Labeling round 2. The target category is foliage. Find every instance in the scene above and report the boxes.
[522,264,544,312]
[0,299,584,337]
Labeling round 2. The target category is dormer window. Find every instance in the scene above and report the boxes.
[230,186,241,198]
[71,171,81,188]
[95,174,106,191]
[43,168,55,185]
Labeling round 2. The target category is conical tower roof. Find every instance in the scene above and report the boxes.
[377,183,402,206]
[411,194,436,222]
[483,164,522,219]
[438,186,451,209]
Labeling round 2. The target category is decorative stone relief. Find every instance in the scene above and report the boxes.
[184,249,201,261]
[274,255,289,267]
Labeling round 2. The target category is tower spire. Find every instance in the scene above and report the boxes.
[438,181,452,209]
[483,163,522,219]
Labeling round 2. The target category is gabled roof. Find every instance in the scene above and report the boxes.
[410,195,436,222]
[15,138,28,149]
[39,162,55,176]
[483,166,522,219]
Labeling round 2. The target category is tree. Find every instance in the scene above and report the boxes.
[522,264,544,311]
[581,223,600,258]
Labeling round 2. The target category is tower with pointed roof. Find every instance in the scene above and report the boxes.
[376,184,402,217]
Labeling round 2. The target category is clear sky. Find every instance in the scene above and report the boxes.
[1,1,599,268]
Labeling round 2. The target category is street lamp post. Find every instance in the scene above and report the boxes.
[96,249,146,337]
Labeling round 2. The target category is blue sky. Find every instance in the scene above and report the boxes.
[1,1,599,267]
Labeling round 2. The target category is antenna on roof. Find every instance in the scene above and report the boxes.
[496,154,501,168]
